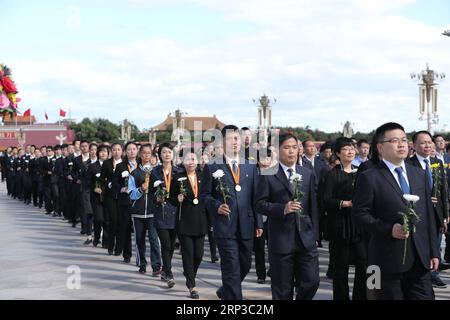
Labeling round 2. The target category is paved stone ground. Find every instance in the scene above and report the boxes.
[1,181,449,300]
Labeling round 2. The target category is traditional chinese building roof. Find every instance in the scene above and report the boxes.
[152,114,226,131]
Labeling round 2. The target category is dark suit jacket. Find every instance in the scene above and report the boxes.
[169,170,208,236]
[255,164,318,254]
[101,158,120,200]
[149,164,183,229]
[113,161,132,207]
[352,161,438,274]
[200,160,263,240]
[406,155,449,228]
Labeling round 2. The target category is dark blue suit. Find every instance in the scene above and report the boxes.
[256,164,319,300]
[201,159,263,300]
[352,161,438,300]
[149,165,183,230]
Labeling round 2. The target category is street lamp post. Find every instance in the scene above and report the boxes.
[410,64,445,135]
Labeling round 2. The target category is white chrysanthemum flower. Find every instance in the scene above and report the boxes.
[351,169,358,174]
[289,173,302,182]
[154,180,163,188]
[95,173,101,178]
[143,164,151,170]
[178,177,188,182]
[403,194,420,203]
[121,171,129,178]
[212,169,225,179]
[68,162,73,166]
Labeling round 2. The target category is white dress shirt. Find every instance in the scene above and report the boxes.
[382,159,410,190]
[279,162,296,180]
[415,153,431,171]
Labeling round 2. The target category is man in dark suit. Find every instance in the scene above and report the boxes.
[302,139,327,180]
[201,125,263,300]
[407,131,449,288]
[41,146,56,215]
[352,122,439,300]
[256,133,319,300]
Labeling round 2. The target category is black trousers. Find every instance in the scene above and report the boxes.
[216,237,253,300]
[57,183,66,215]
[91,200,105,243]
[104,195,120,253]
[269,236,320,300]
[22,172,32,203]
[254,232,267,280]
[31,177,39,206]
[157,228,177,278]
[370,251,435,300]
[119,204,133,259]
[179,234,205,289]
[44,182,54,213]
[37,176,44,208]
[207,228,217,260]
[329,238,367,300]
[14,171,23,199]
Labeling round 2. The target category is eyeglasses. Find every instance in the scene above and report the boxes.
[379,137,408,145]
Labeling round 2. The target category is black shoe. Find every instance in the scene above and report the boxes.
[326,270,333,279]
[139,265,147,274]
[216,288,223,300]
[439,262,450,271]
[80,230,86,235]
[174,242,180,250]
[114,252,121,256]
[84,238,93,245]
[108,250,113,255]
[432,276,447,288]
[211,256,219,263]
[123,257,131,264]
[190,290,199,299]
[257,278,266,284]
[93,241,99,247]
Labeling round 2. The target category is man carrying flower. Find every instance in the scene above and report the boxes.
[352,123,439,300]
[201,125,263,300]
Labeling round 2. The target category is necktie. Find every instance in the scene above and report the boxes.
[423,159,433,190]
[287,168,294,179]
[232,161,238,175]
[394,167,410,194]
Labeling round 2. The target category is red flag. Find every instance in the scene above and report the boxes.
[59,109,67,117]
[45,112,48,120]
[23,109,31,117]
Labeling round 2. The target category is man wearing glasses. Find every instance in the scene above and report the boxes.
[352,122,439,300]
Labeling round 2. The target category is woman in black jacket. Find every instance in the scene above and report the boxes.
[323,137,367,300]
[102,143,123,255]
[149,142,182,288]
[169,149,208,299]
[85,144,110,247]
[113,142,140,264]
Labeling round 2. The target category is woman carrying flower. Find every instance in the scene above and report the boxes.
[168,148,208,299]
[149,142,182,288]
[323,137,367,300]
[127,144,162,275]
[85,144,111,247]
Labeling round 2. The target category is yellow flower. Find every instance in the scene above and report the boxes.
[430,163,440,169]
[444,164,449,169]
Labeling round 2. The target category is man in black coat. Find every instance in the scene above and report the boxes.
[256,133,320,300]
[352,122,439,300]
[406,130,449,288]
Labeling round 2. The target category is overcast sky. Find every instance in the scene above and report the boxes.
[2,0,450,133]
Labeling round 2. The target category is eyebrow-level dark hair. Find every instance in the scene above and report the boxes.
[279,133,298,146]
[412,130,433,144]
[375,122,405,142]
[221,125,239,138]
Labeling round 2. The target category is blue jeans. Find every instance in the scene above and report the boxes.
[132,217,162,270]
